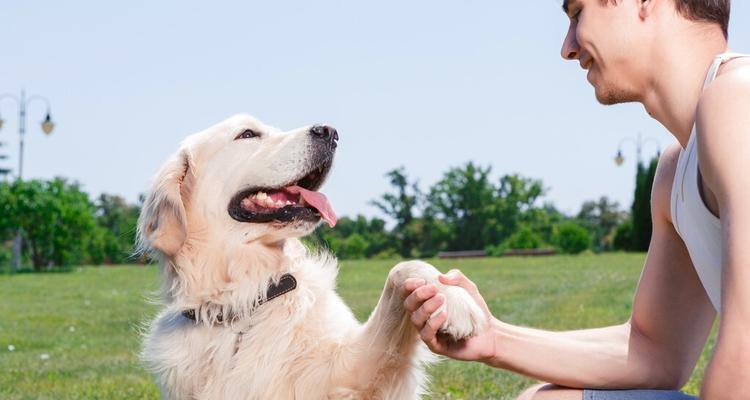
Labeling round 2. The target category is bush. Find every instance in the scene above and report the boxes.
[371,248,400,260]
[553,222,591,255]
[0,244,11,272]
[506,226,546,249]
[340,233,368,259]
[613,220,634,251]
[487,226,547,256]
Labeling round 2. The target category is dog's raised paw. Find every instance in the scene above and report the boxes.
[435,285,485,341]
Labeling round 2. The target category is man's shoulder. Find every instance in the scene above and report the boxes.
[695,60,750,192]
[697,60,750,122]
[650,144,683,225]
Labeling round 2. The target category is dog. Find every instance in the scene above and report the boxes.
[137,114,485,399]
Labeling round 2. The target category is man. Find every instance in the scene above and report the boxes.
[400,0,749,399]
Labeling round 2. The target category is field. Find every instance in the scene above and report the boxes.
[0,254,716,399]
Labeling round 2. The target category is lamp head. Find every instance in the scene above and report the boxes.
[614,150,625,167]
[41,113,54,135]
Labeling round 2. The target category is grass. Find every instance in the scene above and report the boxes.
[0,253,716,399]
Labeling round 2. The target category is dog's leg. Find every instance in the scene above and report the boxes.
[330,260,484,399]
[389,260,486,340]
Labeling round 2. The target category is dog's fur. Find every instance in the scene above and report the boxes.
[138,115,485,399]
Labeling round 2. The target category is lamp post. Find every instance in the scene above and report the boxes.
[614,132,660,167]
[0,90,55,272]
[0,142,10,180]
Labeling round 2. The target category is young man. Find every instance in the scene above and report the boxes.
[400,0,749,399]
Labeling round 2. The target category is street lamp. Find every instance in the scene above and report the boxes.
[614,132,660,167]
[42,113,55,135]
[0,89,56,272]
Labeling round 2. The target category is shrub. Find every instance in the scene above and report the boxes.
[613,220,634,251]
[371,248,400,260]
[554,222,591,254]
[0,244,10,272]
[340,234,368,260]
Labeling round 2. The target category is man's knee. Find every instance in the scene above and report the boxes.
[516,383,583,400]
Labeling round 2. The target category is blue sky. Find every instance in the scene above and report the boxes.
[1,1,748,219]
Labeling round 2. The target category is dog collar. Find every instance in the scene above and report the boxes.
[182,273,297,323]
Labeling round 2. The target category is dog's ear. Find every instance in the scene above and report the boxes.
[137,149,193,257]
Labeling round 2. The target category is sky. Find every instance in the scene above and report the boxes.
[1,1,748,221]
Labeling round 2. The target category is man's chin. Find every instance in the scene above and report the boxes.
[594,86,638,106]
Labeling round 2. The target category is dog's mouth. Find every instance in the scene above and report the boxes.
[228,161,337,228]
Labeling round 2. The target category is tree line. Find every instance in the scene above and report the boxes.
[0,178,141,271]
[0,159,657,270]
[311,159,658,259]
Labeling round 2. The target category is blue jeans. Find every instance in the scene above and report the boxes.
[583,389,697,400]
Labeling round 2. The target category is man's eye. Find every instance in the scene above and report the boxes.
[572,9,582,21]
[235,129,260,140]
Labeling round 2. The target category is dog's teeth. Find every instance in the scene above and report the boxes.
[256,192,267,200]
[299,197,307,206]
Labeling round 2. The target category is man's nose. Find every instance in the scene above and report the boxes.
[560,24,580,60]
[310,125,339,146]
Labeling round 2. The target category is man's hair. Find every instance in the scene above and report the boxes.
[565,0,732,38]
[674,0,730,38]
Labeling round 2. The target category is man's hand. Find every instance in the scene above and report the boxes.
[400,269,498,363]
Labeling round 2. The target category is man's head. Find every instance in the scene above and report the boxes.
[561,0,730,105]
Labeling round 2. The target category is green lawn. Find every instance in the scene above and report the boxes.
[0,254,716,399]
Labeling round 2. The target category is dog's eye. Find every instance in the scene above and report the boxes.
[235,129,260,140]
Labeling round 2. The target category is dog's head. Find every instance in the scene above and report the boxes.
[137,114,338,258]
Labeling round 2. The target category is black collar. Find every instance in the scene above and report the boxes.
[182,273,297,323]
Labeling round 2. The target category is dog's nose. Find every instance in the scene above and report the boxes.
[310,125,339,144]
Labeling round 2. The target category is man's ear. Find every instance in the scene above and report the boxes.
[137,149,193,257]
[639,0,657,20]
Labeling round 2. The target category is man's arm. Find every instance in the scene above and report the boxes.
[402,146,715,389]
[694,65,750,398]
[487,145,715,388]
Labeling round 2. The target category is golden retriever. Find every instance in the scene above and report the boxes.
[137,114,484,399]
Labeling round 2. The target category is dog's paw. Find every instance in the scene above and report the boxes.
[434,285,485,341]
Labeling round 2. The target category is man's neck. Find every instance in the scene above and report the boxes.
[639,31,727,148]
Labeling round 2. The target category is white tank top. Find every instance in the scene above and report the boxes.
[670,52,750,311]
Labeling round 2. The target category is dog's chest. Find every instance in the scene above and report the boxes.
[219,295,356,392]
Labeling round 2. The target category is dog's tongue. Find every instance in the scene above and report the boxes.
[286,186,337,228]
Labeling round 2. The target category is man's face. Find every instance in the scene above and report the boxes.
[561,0,648,105]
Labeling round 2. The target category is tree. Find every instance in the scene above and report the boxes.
[427,162,496,251]
[576,196,627,252]
[489,174,546,245]
[0,178,99,269]
[613,219,634,251]
[0,182,14,240]
[630,158,658,251]
[370,167,422,257]
[408,208,450,257]
[523,202,565,245]
[92,194,141,264]
[427,164,548,252]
